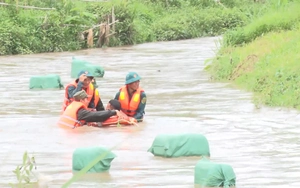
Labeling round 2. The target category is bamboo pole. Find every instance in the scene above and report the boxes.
[105,15,110,46]
[215,0,227,8]
[0,2,55,10]
[76,20,118,32]
[98,23,106,47]
[112,6,115,32]
[105,32,116,38]
[87,29,94,48]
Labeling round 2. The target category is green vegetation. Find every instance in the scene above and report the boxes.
[9,151,37,188]
[0,0,269,55]
[207,0,300,109]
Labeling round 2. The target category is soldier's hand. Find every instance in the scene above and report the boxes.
[115,110,126,119]
[79,74,87,82]
[87,122,101,127]
[87,122,96,126]
[129,118,137,123]
[121,110,127,118]
[115,110,121,117]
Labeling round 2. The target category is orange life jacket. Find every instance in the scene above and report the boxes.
[86,84,101,112]
[101,115,137,126]
[118,86,143,117]
[57,101,87,129]
[94,87,100,107]
[62,81,99,112]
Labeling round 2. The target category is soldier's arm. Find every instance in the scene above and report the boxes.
[69,82,84,97]
[67,85,76,99]
[134,92,146,122]
[114,91,121,100]
[77,108,117,122]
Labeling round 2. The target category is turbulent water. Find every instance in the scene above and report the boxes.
[0,37,299,188]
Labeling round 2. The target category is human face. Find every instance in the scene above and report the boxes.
[128,80,140,91]
[106,103,114,110]
[82,77,92,88]
[81,98,89,107]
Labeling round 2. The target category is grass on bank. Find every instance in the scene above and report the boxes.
[223,1,300,46]
[207,1,300,109]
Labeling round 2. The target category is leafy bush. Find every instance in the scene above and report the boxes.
[0,0,270,55]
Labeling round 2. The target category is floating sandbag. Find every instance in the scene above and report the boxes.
[194,157,236,188]
[85,63,105,78]
[71,57,105,78]
[72,146,116,173]
[29,74,63,89]
[71,57,89,78]
[147,133,210,158]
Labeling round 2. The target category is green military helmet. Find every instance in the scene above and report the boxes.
[125,72,141,85]
[77,70,94,79]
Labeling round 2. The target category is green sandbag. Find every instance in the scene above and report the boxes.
[85,64,105,78]
[194,157,236,188]
[71,57,105,78]
[72,146,116,173]
[29,74,63,89]
[147,133,210,158]
[72,147,116,173]
[71,57,89,78]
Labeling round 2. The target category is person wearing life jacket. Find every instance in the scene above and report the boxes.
[62,70,104,112]
[101,99,137,126]
[114,72,146,122]
[58,90,121,129]
[91,77,103,111]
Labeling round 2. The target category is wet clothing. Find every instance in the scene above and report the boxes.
[77,108,117,122]
[114,86,146,122]
[58,101,117,129]
[58,101,87,128]
[67,80,104,111]
[118,86,143,117]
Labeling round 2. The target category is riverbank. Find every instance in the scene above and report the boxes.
[0,0,269,55]
[207,1,300,110]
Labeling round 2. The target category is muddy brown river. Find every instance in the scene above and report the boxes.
[0,37,299,188]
